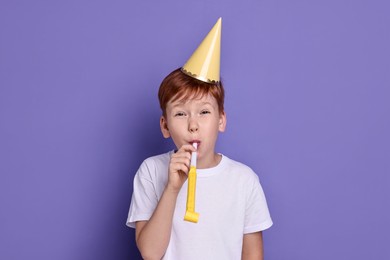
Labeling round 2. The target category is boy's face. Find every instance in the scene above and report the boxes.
[160,94,226,165]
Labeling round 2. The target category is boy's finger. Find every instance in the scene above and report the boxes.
[178,144,196,153]
[171,163,189,174]
[172,151,191,161]
[171,157,191,167]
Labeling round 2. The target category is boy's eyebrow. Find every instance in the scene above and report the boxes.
[170,103,185,109]
[170,101,214,108]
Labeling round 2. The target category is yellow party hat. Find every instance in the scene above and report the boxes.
[181,18,222,84]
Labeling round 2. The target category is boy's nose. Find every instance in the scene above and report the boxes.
[188,119,199,133]
[189,125,198,132]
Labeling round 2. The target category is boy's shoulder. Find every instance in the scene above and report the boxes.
[136,151,172,181]
[222,155,260,180]
[138,151,172,173]
[143,151,172,166]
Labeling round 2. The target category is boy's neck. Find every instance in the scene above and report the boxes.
[197,152,222,169]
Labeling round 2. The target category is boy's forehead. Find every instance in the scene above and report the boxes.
[168,94,217,107]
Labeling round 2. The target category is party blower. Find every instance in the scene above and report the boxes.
[184,142,200,223]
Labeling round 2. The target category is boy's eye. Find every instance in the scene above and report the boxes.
[174,112,186,117]
[200,110,211,115]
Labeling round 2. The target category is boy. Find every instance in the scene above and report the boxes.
[127,18,272,259]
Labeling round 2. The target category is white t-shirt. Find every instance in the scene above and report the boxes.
[127,151,273,260]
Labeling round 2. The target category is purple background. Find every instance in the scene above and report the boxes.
[1,0,389,259]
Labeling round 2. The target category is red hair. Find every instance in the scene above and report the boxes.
[158,68,225,116]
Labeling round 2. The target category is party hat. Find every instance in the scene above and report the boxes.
[181,18,222,84]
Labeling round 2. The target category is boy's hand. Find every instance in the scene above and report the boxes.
[167,144,196,193]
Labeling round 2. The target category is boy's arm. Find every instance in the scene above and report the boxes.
[242,231,264,260]
[135,145,195,260]
[135,186,179,260]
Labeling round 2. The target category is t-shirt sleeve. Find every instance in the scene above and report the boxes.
[126,160,158,228]
[244,174,273,234]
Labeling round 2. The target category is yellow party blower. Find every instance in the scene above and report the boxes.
[184,143,200,223]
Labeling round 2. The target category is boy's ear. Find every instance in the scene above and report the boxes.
[160,116,171,138]
[218,111,227,132]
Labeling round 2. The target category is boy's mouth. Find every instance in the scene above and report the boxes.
[189,140,201,146]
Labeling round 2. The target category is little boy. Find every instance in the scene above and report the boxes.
[127,18,272,260]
